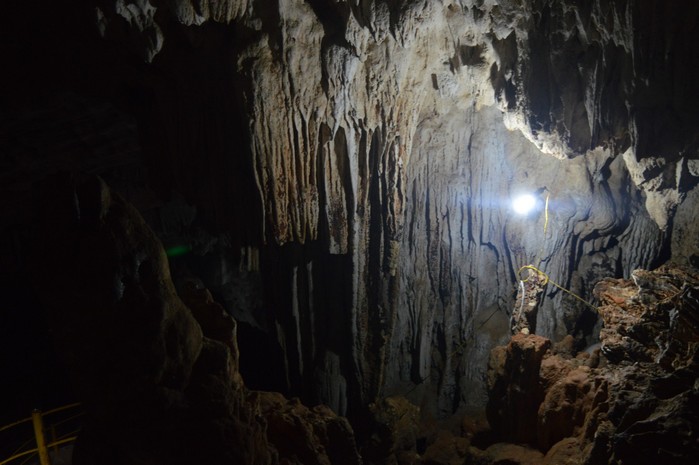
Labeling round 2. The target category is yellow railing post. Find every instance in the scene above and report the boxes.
[31,410,51,465]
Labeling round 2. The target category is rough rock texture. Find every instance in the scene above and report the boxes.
[360,396,421,465]
[256,392,362,465]
[30,175,204,420]
[28,175,361,465]
[486,264,699,464]
[6,0,699,423]
[486,333,551,445]
[596,265,699,368]
[88,0,699,419]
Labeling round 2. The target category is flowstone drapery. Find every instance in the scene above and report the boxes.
[88,0,699,416]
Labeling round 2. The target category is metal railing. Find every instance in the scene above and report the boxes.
[0,403,83,465]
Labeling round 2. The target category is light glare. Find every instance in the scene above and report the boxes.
[512,194,536,215]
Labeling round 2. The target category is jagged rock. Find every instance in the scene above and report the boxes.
[486,264,699,464]
[511,268,548,334]
[552,334,576,358]
[30,174,203,420]
[7,0,699,437]
[255,392,361,465]
[361,396,421,465]
[75,0,699,420]
[537,366,595,451]
[419,430,469,465]
[542,437,583,465]
[481,443,544,465]
[180,280,243,388]
[96,0,163,63]
[28,175,361,465]
[485,334,551,445]
[595,264,699,368]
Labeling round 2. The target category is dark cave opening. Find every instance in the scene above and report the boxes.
[0,274,74,425]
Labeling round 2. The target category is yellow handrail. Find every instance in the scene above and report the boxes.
[0,448,39,465]
[2,436,81,465]
[0,403,82,465]
[47,437,78,449]
[42,403,81,417]
[0,417,32,434]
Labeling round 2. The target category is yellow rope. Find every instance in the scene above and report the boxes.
[517,192,597,313]
[543,193,549,239]
[535,193,550,267]
[517,265,598,312]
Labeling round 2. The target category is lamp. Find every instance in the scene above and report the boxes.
[512,193,537,215]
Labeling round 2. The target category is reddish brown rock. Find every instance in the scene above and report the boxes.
[420,430,469,465]
[552,334,576,358]
[256,392,360,465]
[486,265,699,465]
[486,334,551,445]
[542,437,582,465]
[362,396,421,465]
[537,367,595,450]
[539,351,574,390]
[482,443,544,465]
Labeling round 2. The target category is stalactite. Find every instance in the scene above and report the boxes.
[90,0,699,417]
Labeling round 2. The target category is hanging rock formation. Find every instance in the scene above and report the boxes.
[8,0,699,422]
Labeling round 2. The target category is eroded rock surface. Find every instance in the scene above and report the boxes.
[86,0,699,418]
[29,175,360,465]
[486,264,699,465]
[6,0,699,424]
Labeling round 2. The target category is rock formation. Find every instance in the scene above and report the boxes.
[75,0,699,420]
[485,264,699,465]
[22,173,697,465]
[28,174,360,465]
[3,0,699,451]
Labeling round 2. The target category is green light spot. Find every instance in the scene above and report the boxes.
[166,245,191,257]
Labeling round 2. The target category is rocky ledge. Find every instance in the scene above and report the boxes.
[483,264,699,465]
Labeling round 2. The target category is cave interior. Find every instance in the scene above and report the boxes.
[1,1,699,464]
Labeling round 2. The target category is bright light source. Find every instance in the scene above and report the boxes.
[512,194,537,215]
